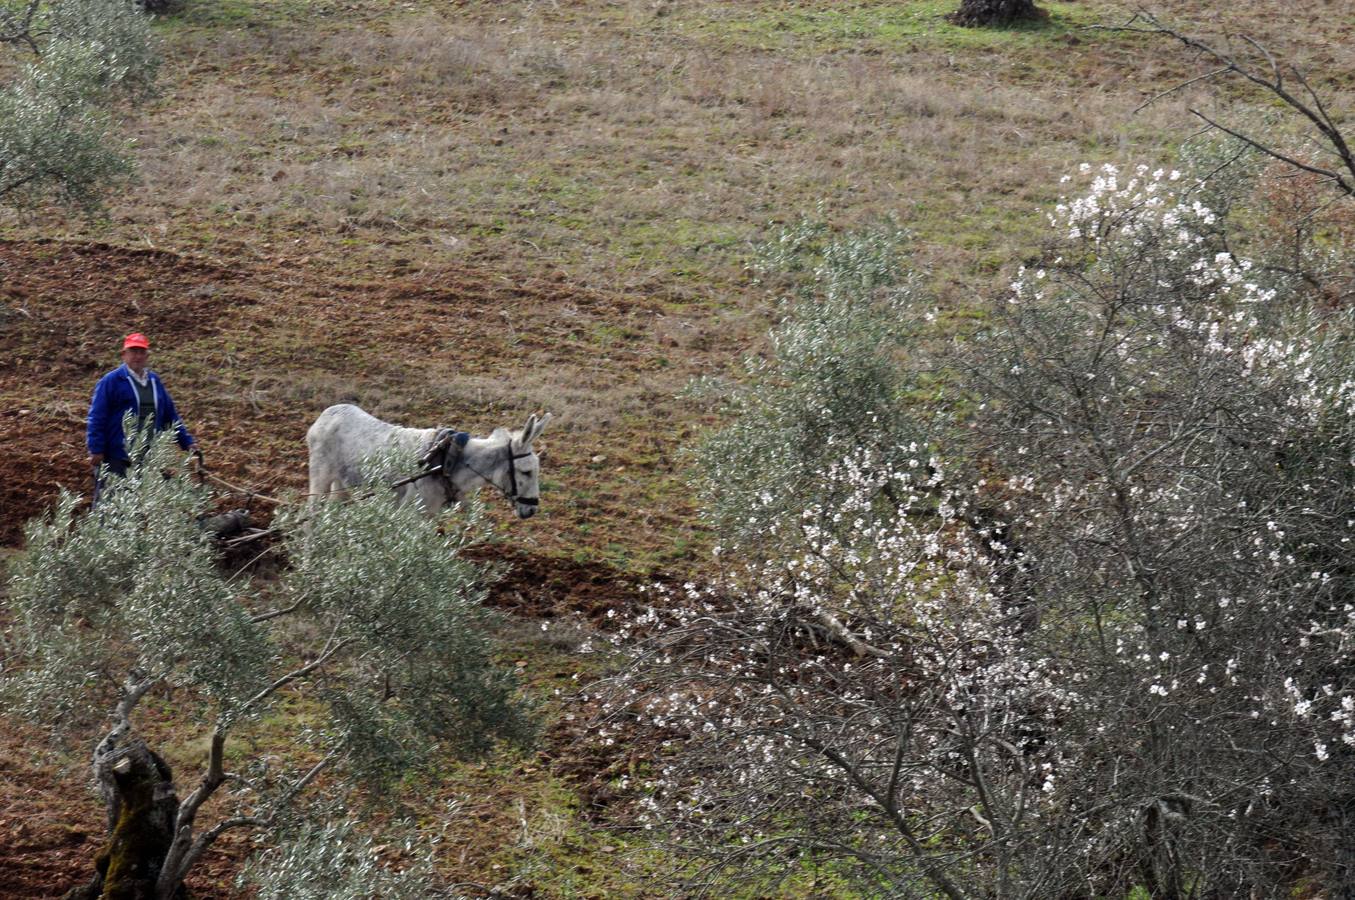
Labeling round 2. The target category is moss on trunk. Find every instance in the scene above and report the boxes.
[64,735,182,900]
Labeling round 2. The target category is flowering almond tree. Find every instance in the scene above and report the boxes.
[962,160,1355,895]
[605,155,1355,897]
[1,438,533,898]
[601,453,1087,896]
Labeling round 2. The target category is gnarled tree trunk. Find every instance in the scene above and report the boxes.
[949,0,1046,27]
[64,721,183,899]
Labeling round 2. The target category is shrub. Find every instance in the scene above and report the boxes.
[0,0,159,209]
[1,435,532,897]
[693,217,934,551]
[606,150,1355,897]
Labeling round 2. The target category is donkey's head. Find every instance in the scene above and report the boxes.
[492,413,551,519]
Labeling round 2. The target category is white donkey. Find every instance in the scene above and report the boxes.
[306,404,551,519]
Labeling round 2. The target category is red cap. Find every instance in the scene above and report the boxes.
[123,333,150,350]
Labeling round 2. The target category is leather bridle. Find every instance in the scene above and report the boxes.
[504,444,539,508]
[462,442,538,508]
[397,432,538,510]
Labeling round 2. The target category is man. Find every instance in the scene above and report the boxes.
[87,332,197,500]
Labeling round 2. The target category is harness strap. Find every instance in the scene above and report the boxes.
[400,431,537,508]
[427,429,469,504]
[392,429,470,500]
[507,448,538,505]
[419,428,461,468]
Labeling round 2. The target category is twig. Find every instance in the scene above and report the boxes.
[199,469,289,506]
[222,525,282,546]
[249,596,306,624]
[228,541,282,582]
[1133,66,1231,114]
[1094,11,1355,198]
[814,608,890,659]
[1189,108,1352,192]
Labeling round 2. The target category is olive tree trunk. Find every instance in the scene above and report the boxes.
[949,0,1046,27]
[63,729,183,900]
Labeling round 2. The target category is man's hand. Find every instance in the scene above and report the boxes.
[89,452,104,469]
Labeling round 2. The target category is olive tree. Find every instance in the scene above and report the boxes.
[694,217,930,553]
[0,436,534,899]
[0,0,159,210]
[239,819,445,899]
[601,147,1355,897]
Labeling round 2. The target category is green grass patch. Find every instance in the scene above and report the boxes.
[677,0,1108,55]
[619,217,749,269]
[156,0,329,30]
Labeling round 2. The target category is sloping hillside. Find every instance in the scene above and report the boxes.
[3,0,1352,895]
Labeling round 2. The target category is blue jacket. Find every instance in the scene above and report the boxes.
[86,365,194,461]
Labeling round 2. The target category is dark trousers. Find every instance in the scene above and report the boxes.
[91,458,131,509]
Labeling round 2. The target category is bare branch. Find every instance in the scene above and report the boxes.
[249,596,307,624]
[239,627,355,716]
[0,0,43,55]
[1098,12,1355,197]
[1133,66,1231,115]
[812,608,890,659]
[800,734,971,900]
[173,748,344,884]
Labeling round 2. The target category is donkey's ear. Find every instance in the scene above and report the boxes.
[532,412,553,443]
[522,412,551,446]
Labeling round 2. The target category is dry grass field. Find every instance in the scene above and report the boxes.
[2,0,1354,895]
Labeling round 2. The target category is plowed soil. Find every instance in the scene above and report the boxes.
[1,238,726,554]
[0,718,248,899]
[0,236,725,896]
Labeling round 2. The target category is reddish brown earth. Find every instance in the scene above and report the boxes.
[0,718,248,898]
[0,550,643,899]
[0,237,713,896]
[2,240,253,544]
[0,237,716,554]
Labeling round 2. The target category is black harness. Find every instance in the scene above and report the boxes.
[392,428,468,503]
[503,446,539,508]
[465,440,537,508]
[426,428,469,505]
[394,429,537,508]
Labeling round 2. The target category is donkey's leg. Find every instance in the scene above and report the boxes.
[307,461,330,509]
[307,450,351,507]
